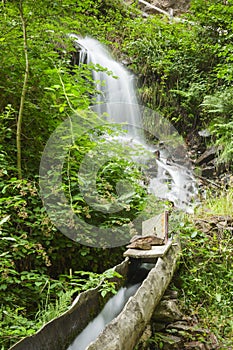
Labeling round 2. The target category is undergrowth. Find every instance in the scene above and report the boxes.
[0,268,121,349]
[178,186,233,348]
[200,186,233,216]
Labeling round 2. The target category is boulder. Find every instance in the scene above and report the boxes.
[196,146,218,166]
[152,300,183,322]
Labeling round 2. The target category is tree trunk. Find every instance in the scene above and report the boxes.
[17,0,29,179]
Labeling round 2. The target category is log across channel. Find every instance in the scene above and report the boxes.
[9,240,181,350]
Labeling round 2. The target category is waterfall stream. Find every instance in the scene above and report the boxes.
[73,36,142,138]
[72,35,197,213]
[66,38,197,346]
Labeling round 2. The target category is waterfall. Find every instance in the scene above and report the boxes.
[73,35,143,139]
[71,35,197,212]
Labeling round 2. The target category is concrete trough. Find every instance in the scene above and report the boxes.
[9,259,129,350]
[86,241,180,350]
[9,240,180,350]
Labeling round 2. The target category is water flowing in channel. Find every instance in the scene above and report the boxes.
[72,35,197,211]
[68,283,140,350]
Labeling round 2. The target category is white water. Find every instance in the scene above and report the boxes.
[67,283,140,350]
[73,35,142,138]
[72,36,197,211]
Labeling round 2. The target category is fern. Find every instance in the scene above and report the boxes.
[210,121,233,164]
[36,268,122,326]
[36,289,75,326]
[201,88,233,165]
[201,89,233,117]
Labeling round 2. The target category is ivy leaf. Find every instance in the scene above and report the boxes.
[35,282,44,287]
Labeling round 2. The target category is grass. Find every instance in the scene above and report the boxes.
[198,186,233,216]
[177,185,233,349]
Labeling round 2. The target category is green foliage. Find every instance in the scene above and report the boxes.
[0,174,125,349]
[178,217,233,347]
[120,15,215,133]
[189,0,233,86]
[61,126,147,240]
[59,268,122,298]
[0,1,136,349]
[0,0,131,175]
[201,89,233,117]
[0,104,16,174]
[201,88,233,165]
[0,306,37,349]
[210,121,233,165]
[198,186,233,217]
[116,0,233,138]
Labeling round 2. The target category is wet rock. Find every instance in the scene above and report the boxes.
[219,173,233,188]
[196,146,218,166]
[161,334,184,350]
[166,321,196,332]
[150,318,219,350]
[126,240,151,250]
[138,0,190,15]
[166,321,219,350]
[137,325,152,349]
[194,215,233,236]
[194,219,212,233]
[201,166,216,178]
[208,332,219,349]
[153,322,167,331]
[198,129,211,138]
[152,300,183,322]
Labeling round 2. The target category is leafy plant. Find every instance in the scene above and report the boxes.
[201,88,233,117]
[178,213,233,347]
[201,88,233,165]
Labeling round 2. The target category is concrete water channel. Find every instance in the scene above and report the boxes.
[9,224,181,350]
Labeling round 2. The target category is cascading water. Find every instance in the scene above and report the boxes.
[72,35,143,139]
[72,35,197,209]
